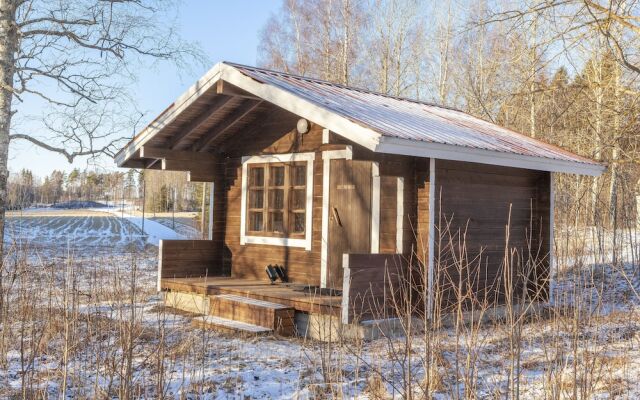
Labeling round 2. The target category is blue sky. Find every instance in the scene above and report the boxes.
[9,0,282,178]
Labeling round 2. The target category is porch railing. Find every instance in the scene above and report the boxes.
[157,239,222,291]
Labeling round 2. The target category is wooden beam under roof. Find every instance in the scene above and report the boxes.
[161,158,218,172]
[140,146,217,163]
[145,159,160,169]
[216,80,260,99]
[166,95,233,150]
[120,159,146,169]
[187,171,216,182]
[193,99,263,152]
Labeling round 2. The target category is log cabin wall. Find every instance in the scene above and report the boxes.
[210,107,550,299]
[433,160,550,308]
[216,116,421,286]
[218,106,324,285]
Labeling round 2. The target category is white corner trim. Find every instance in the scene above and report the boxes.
[548,172,556,305]
[208,182,214,240]
[376,137,605,176]
[321,146,353,160]
[242,152,315,164]
[427,158,436,318]
[240,161,248,245]
[341,253,351,325]
[321,159,331,288]
[240,151,315,250]
[157,240,164,292]
[243,236,309,248]
[322,129,330,144]
[320,147,353,289]
[371,162,380,254]
[396,177,404,253]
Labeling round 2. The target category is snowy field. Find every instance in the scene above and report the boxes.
[0,209,639,398]
[5,212,147,253]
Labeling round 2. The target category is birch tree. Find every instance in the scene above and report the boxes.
[0,0,200,256]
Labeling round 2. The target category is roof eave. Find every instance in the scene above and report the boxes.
[114,61,604,177]
[219,65,381,151]
[114,63,225,166]
[376,137,606,176]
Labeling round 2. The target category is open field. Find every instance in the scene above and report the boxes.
[7,209,114,217]
[5,213,148,254]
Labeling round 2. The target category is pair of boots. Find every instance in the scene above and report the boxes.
[266,264,287,284]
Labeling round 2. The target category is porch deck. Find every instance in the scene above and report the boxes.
[160,276,343,316]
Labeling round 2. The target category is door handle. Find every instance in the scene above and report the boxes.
[331,207,342,227]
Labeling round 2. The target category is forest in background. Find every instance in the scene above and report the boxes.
[259,0,640,229]
[8,0,640,227]
[7,168,205,213]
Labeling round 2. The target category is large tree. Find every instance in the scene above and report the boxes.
[0,0,201,256]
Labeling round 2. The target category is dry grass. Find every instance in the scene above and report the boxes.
[1,201,639,398]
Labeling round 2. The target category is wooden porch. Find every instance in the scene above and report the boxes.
[160,276,343,317]
[158,239,407,335]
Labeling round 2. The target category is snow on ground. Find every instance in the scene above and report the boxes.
[96,207,184,245]
[5,213,147,253]
[150,217,202,239]
[5,207,194,255]
[1,216,639,398]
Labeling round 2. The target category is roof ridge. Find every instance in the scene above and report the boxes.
[222,61,463,113]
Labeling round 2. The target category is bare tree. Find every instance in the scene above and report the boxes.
[481,1,640,74]
[0,0,203,255]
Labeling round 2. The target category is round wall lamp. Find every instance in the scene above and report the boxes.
[296,118,310,134]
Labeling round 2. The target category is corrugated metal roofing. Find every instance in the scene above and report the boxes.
[225,62,598,167]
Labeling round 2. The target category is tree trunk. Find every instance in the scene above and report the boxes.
[0,0,18,258]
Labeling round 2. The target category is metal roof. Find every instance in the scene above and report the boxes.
[115,61,603,175]
[226,62,599,168]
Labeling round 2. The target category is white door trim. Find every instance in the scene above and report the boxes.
[371,162,380,254]
[427,158,436,318]
[320,146,353,288]
[396,177,404,253]
[548,172,555,304]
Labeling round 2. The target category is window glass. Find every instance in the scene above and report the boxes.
[270,166,285,186]
[292,212,305,233]
[269,211,284,233]
[249,167,264,186]
[291,165,306,186]
[249,211,263,232]
[249,189,264,209]
[245,162,308,238]
[290,188,305,210]
[269,189,284,210]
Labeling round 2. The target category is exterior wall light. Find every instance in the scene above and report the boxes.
[296,118,310,134]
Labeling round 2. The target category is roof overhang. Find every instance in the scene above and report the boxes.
[115,62,605,177]
[376,137,605,176]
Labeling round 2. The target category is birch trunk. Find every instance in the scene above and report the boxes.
[0,0,18,257]
[591,57,603,224]
[609,61,621,222]
[529,18,538,138]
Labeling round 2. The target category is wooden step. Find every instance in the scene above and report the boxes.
[209,294,295,336]
[192,315,272,335]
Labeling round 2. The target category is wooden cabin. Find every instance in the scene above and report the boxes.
[115,62,604,337]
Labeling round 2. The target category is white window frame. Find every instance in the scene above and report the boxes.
[240,152,315,250]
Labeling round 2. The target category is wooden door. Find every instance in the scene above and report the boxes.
[327,159,372,289]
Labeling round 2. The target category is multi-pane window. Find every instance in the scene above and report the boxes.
[246,163,307,237]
